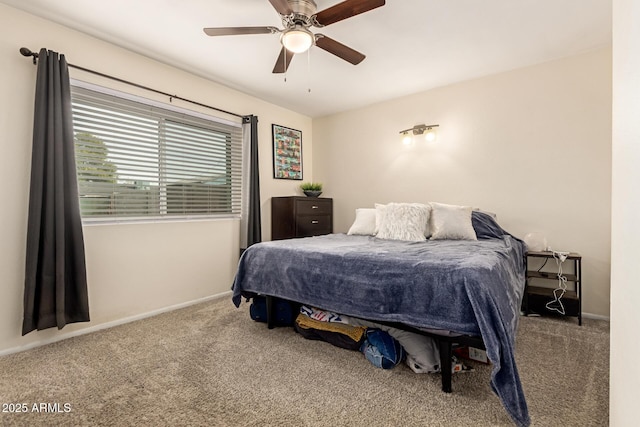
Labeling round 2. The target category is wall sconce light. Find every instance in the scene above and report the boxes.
[399,124,440,145]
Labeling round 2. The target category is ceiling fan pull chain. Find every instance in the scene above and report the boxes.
[307,49,311,93]
[284,48,288,83]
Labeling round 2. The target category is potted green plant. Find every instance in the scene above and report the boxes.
[300,182,323,197]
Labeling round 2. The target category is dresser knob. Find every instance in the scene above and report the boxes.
[311,220,319,224]
[312,205,319,209]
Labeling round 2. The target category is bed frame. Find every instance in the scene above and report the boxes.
[263,295,486,393]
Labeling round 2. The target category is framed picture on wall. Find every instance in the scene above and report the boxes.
[272,124,303,180]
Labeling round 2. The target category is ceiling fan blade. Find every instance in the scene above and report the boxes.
[268,0,293,15]
[203,26,277,36]
[315,35,365,65]
[314,0,385,26]
[272,47,295,73]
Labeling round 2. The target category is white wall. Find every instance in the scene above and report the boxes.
[313,48,612,318]
[0,4,312,354]
[610,0,640,424]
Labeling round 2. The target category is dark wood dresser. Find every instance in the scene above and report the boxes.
[271,196,333,240]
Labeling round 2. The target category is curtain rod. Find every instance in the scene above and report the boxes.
[19,47,246,120]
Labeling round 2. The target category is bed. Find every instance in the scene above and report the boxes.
[232,208,529,427]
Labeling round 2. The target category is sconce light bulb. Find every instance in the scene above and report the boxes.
[402,132,413,145]
[425,129,437,142]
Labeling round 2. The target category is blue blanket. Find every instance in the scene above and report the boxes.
[232,212,529,426]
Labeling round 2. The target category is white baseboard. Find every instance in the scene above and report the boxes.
[582,312,610,321]
[0,291,232,357]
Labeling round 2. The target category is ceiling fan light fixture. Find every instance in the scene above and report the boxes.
[281,26,314,53]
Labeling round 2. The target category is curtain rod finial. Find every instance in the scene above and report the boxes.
[19,47,34,57]
[20,47,38,64]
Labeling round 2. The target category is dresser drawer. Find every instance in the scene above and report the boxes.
[295,199,332,215]
[271,196,333,240]
[296,215,332,237]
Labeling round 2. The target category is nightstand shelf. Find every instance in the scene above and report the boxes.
[523,251,582,325]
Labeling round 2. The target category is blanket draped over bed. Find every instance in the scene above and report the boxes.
[232,212,530,427]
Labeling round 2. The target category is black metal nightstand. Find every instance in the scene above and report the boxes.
[523,251,582,325]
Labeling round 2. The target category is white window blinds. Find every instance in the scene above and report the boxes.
[70,84,243,221]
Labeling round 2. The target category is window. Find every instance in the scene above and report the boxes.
[70,82,243,222]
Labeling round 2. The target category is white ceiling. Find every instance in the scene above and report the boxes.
[3,0,611,118]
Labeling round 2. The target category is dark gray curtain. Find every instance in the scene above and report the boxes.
[22,48,90,335]
[244,115,261,246]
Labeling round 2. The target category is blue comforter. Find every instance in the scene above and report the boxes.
[232,212,529,426]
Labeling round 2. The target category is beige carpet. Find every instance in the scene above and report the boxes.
[0,297,609,426]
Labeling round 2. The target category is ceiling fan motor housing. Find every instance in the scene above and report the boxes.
[288,0,317,18]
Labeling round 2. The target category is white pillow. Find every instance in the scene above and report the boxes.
[376,203,430,242]
[375,203,431,237]
[347,208,377,235]
[374,203,387,235]
[429,202,477,240]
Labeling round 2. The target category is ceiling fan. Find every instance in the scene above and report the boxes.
[203,0,386,73]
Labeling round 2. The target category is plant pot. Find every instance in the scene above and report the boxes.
[303,190,322,197]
